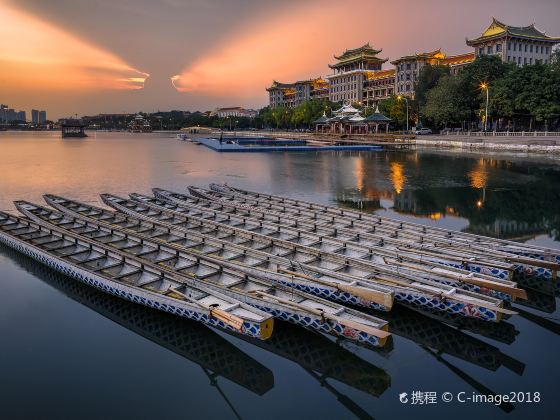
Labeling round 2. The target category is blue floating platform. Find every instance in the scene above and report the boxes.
[195,137,383,153]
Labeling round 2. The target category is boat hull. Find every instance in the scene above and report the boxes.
[0,232,268,339]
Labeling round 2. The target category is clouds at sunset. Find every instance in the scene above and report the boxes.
[0,3,148,94]
[1,0,559,117]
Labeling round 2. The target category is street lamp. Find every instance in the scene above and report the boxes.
[397,95,409,132]
[480,83,489,132]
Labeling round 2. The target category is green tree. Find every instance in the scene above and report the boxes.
[415,65,450,107]
[422,75,471,128]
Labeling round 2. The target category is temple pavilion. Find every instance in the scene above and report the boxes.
[313,103,391,135]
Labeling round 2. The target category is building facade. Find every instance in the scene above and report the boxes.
[267,19,558,107]
[391,49,446,97]
[467,18,560,66]
[327,43,387,104]
[211,107,258,118]
[266,78,328,108]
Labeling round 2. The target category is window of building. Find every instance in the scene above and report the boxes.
[524,57,527,65]
[496,44,502,52]
[508,42,511,50]
[507,56,511,62]
[546,47,550,54]
[524,44,528,52]
[406,84,411,91]
[529,58,533,64]
[406,74,410,80]
[518,57,521,65]
[530,45,533,53]
[487,45,493,54]
[406,63,411,70]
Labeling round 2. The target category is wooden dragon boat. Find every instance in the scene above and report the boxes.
[171,187,517,281]
[0,211,273,340]
[6,248,274,395]
[128,191,524,303]
[38,197,395,312]
[17,202,391,348]
[196,185,559,282]
[90,193,516,322]
[210,184,560,271]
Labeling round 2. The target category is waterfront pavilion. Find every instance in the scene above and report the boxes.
[365,105,392,133]
[314,103,391,134]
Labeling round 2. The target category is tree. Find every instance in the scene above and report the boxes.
[422,75,471,128]
[378,96,408,128]
[415,65,450,107]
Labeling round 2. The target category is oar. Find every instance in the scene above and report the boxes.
[169,287,245,331]
[248,290,391,341]
[386,258,527,300]
[277,268,393,309]
[368,274,517,317]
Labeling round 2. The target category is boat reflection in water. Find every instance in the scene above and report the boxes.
[0,244,391,419]
[380,305,522,413]
[0,245,273,396]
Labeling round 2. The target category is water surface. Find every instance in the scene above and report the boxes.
[1,131,559,419]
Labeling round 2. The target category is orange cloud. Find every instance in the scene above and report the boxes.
[0,3,149,92]
[170,0,382,97]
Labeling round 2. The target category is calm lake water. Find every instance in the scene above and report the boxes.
[1,131,559,420]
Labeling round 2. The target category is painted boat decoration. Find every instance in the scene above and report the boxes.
[175,186,517,281]
[128,191,524,303]
[6,247,274,395]
[0,211,274,340]
[208,183,560,276]
[18,201,391,348]
[38,196,395,312]
[94,193,516,322]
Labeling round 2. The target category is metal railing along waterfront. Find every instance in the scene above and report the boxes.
[441,131,560,137]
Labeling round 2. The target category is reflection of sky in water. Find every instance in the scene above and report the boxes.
[1,132,559,248]
[1,132,560,419]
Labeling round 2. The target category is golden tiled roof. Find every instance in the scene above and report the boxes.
[365,69,396,81]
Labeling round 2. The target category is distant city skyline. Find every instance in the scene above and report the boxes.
[1,0,559,118]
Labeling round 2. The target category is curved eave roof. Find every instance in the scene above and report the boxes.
[313,116,330,124]
[390,49,444,65]
[334,43,382,60]
[329,56,388,68]
[365,113,392,122]
[467,19,560,44]
[466,33,560,44]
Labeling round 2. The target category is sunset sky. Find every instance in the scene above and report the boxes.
[1,0,559,118]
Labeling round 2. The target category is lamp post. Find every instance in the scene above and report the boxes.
[397,95,409,132]
[480,83,489,132]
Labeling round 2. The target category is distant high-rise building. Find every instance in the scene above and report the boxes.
[39,110,47,124]
[16,111,26,122]
[32,109,39,124]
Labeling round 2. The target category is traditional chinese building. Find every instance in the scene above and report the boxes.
[211,107,258,118]
[391,49,446,97]
[313,103,391,135]
[266,78,328,108]
[327,43,388,104]
[467,18,560,66]
[267,18,558,108]
[440,52,476,75]
[362,69,396,107]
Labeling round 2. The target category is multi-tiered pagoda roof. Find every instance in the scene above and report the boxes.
[329,43,388,69]
[467,18,560,45]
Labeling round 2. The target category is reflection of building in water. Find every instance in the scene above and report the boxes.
[468,159,489,189]
[390,162,406,194]
[465,219,548,240]
[393,188,417,213]
[3,247,273,396]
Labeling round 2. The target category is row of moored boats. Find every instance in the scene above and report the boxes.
[1,184,558,349]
